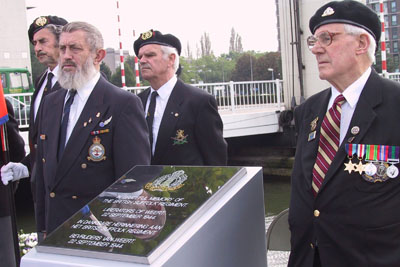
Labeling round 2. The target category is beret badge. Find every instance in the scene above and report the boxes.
[321,7,335,17]
[35,16,48,27]
[141,30,154,40]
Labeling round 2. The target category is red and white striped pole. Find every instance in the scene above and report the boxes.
[133,30,141,86]
[116,1,126,87]
[379,0,387,77]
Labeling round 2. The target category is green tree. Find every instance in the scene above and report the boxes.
[110,64,135,87]
[100,62,112,81]
[373,49,396,73]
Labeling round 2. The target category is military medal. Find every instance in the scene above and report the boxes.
[87,136,106,161]
[354,144,366,175]
[344,144,355,174]
[387,146,399,178]
[364,144,377,176]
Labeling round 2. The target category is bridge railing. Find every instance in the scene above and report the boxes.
[5,93,32,129]
[387,72,400,82]
[126,80,285,112]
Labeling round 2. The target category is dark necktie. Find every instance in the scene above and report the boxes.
[146,91,158,151]
[312,94,346,196]
[43,72,54,97]
[58,89,77,161]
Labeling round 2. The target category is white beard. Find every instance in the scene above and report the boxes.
[58,56,97,90]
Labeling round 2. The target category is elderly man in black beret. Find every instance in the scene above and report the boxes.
[134,30,227,166]
[1,16,67,200]
[289,1,400,266]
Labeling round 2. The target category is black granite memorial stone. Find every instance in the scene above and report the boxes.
[37,166,245,264]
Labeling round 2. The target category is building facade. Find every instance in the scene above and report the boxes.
[367,0,400,71]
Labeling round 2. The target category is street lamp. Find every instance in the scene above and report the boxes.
[268,68,274,80]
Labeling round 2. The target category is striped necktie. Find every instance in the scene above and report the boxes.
[312,94,346,196]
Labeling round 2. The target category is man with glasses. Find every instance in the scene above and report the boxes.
[289,1,400,266]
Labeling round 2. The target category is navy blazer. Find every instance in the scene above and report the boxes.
[21,70,64,204]
[138,79,227,166]
[35,76,151,234]
[289,70,400,266]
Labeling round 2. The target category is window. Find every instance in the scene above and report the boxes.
[392,28,398,40]
[392,15,397,26]
[392,1,397,12]
[393,41,399,53]
[1,74,6,89]
[9,72,30,90]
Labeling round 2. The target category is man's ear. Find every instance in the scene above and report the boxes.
[94,49,106,64]
[356,34,370,55]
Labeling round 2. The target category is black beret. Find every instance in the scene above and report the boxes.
[134,29,181,56]
[309,1,381,44]
[28,15,68,44]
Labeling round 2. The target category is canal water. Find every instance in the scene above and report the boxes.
[15,175,291,234]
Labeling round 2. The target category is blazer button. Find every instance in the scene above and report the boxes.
[72,195,78,199]
[49,192,55,198]
[34,144,38,149]
[314,210,320,217]
[42,158,46,163]
[81,163,87,169]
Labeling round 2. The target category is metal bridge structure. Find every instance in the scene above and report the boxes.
[6,72,400,152]
[6,79,286,140]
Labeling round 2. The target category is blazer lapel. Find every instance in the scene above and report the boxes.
[53,78,110,185]
[153,81,184,162]
[45,90,67,188]
[300,89,331,184]
[138,89,150,111]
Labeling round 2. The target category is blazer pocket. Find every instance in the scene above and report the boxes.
[365,221,400,266]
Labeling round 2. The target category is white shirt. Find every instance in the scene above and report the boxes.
[64,72,100,146]
[34,65,61,120]
[145,75,177,154]
[328,67,371,144]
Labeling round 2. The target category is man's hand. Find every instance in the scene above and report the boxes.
[1,162,29,185]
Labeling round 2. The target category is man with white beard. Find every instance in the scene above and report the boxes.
[34,21,151,236]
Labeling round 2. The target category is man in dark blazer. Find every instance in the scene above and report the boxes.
[34,21,150,235]
[1,16,68,202]
[289,1,400,266]
[0,100,25,266]
[134,30,227,166]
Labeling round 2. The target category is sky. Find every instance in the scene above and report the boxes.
[25,0,278,57]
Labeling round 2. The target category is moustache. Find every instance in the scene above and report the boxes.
[62,60,77,68]
[140,63,151,69]
[36,51,47,57]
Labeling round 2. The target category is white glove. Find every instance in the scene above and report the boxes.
[1,162,29,185]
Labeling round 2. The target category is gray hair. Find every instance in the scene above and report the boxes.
[160,46,180,72]
[343,24,376,63]
[62,21,104,52]
[43,24,63,45]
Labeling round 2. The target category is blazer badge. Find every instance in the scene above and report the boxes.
[87,136,106,162]
[171,129,188,145]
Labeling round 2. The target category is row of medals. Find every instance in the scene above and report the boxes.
[344,145,399,182]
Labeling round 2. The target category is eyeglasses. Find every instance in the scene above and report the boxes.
[307,31,343,50]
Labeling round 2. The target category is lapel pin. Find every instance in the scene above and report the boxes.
[347,136,355,143]
[310,117,318,131]
[308,131,316,141]
[174,113,179,117]
[88,118,92,123]
[96,112,101,118]
[351,126,360,135]
[83,122,88,127]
